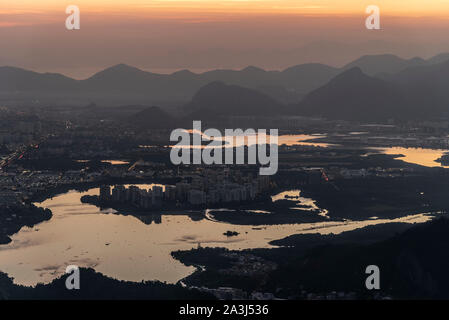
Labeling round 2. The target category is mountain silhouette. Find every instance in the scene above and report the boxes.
[186,81,284,118]
[127,106,177,129]
[342,54,425,76]
[386,59,449,115]
[83,64,161,91]
[426,52,449,65]
[0,66,76,91]
[298,67,406,121]
[342,53,449,76]
[2,52,449,113]
[0,62,346,105]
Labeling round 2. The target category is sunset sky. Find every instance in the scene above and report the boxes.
[2,0,449,78]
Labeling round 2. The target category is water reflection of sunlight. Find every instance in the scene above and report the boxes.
[175,130,332,148]
[0,186,438,287]
[271,189,329,217]
[375,147,449,168]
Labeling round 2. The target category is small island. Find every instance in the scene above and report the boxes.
[223,231,239,237]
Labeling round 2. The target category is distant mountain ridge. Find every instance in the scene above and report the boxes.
[342,54,426,76]
[3,52,449,122]
[297,55,449,121]
[298,67,408,121]
[2,52,448,107]
[0,63,339,105]
[0,66,76,91]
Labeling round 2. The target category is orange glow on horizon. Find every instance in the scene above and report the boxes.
[1,0,448,79]
[3,0,449,18]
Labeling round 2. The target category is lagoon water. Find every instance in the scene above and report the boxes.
[0,135,444,287]
[376,147,449,168]
[174,132,332,148]
[0,186,434,287]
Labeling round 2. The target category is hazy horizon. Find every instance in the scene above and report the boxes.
[2,1,449,79]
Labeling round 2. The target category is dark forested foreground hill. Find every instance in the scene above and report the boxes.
[174,218,449,300]
[265,218,449,299]
[0,268,214,300]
